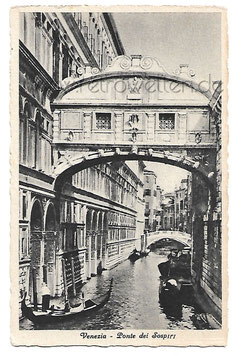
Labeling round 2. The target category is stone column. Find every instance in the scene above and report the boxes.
[146,112,155,142]
[102,230,108,269]
[87,232,92,279]
[114,111,123,142]
[53,110,61,142]
[91,231,98,276]
[178,113,187,143]
[38,232,45,301]
[83,112,92,140]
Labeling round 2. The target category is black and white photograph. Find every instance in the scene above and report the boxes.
[11,5,227,346]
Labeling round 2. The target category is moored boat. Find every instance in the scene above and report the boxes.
[21,278,113,325]
[157,247,191,280]
[140,249,150,257]
[159,278,182,311]
[128,249,141,262]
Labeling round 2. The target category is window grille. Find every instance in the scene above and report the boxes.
[96,113,111,129]
[159,113,175,130]
[144,189,151,196]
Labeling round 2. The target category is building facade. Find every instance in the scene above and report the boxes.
[144,170,159,232]
[18,10,222,323]
[19,11,134,304]
[160,175,192,233]
[161,193,175,230]
[174,175,192,233]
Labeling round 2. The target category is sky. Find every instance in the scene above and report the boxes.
[144,162,189,193]
[113,12,221,192]
[113,12,221,84]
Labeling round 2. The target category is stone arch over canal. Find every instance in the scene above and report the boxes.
[51,54,217,192]
[50,55,222,319]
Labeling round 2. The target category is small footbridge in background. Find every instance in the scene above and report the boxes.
[144,230,192,249]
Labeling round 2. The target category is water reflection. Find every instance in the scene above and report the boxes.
[20,248,209,330]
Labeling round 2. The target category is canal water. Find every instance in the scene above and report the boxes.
[20,248,208,330]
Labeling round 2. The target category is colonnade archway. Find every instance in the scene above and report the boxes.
[85,208,108,278]
[29,199,57,299]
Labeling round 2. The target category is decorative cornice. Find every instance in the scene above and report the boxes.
[60,13,99,69]
[54,55,213,102]
[102,13,125,56]
[19,40,59,94]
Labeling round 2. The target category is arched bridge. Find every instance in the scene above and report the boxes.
[51,54,218,192]
[146,230,192,248]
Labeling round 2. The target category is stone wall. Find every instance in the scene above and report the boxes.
[191,85,222,322]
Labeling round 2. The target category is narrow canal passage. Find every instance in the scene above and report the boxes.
[20,248,208,330]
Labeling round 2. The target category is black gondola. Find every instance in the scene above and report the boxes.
[159,278,181,307]
[21,278,113,325]
[140,250,150,257]
[158,247,191,279]
[128,249,141,262]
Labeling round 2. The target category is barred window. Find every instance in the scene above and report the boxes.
[96,113,111,129]
[159,113,175,130]
[144,189,151,196]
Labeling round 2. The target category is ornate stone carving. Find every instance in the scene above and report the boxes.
[194,153,210,167]
[174,64,196,78]
[57,150,73,166]
[98,149,105,157]
[104,55,168,74]
[120,55,132,70]
[128,77,142,94]
[131,146,138,154]
[129,114,140,142]
[195,132,202,144]
[91,67,100,75]
[140,56,153,70]
[66,131,74,141]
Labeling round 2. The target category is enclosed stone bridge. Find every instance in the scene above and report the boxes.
[145,230,192,248]
[51,55,218,193]
[47,55,221,319]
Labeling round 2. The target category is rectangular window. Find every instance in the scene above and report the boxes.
[159,113,175,130]
[95,113,111,130]
[144,189,151,196]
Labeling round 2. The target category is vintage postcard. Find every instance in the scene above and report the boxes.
[11,5,228,346]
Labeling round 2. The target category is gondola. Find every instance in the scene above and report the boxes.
[128,249,141,262]
[159,278,181,307]
[140,249,150,257]
[158,248,191,279]
[21,278,113,325]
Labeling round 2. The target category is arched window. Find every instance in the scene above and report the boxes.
[45,204,56,231]
[30,200,43,231]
